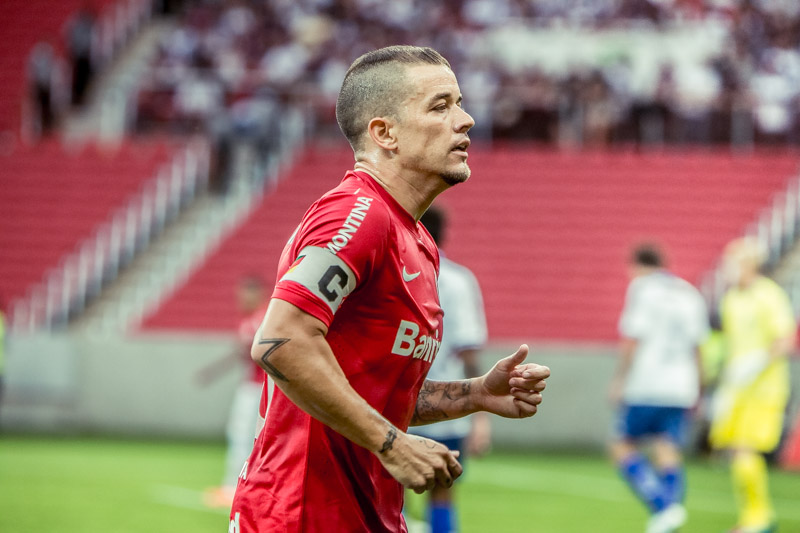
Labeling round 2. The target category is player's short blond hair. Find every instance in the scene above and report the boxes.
[724,236,767,268]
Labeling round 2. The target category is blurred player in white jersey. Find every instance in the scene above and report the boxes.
[609,244,709,533]
[409,206,489,533]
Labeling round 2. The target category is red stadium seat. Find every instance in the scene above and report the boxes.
[0,138,172,308]
[142,146,800,341]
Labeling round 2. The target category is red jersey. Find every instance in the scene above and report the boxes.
[238,306,267,384]
[230,171,443,533]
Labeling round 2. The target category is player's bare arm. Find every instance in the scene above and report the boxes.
[251,298,462,492]
[694,345,705,399]
[770,334,795,360]
[410,344,549,425]
[194,350,242,386]
[254,337,290,382]
[609,337,636,405]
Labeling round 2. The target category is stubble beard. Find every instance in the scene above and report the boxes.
[440,165,471,187]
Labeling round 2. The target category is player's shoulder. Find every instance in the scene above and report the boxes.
[755,276,783,293]
[754,276,791,303]
[309,173,391,220]
[439,257,481,302]
[638,271,692,291]
[440,256,477,282]
[626,273,651,297]
[298,172,394,249]
[670,274,703,297]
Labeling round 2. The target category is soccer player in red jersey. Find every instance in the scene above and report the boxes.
[229,45,550,533]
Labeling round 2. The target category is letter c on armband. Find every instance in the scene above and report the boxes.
[279,246,358,314]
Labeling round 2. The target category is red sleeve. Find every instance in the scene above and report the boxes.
[271,191,390,327]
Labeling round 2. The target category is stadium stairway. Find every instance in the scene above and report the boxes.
[74,175,270,334]
[62,19,174,145]
[141,146,800,342]
[0,138,172,318]
[141,148,357,333]
[73,109,306,334]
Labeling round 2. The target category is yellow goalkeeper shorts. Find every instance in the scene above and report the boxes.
[710,392,786,452]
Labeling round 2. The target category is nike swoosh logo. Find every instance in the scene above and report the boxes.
[402,267,421,282]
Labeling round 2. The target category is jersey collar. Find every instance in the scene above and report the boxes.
[350,170,419,231]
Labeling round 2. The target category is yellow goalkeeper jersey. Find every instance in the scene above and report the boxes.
[721,276,795,404]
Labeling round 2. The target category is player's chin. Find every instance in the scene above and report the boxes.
[440,165,471,187]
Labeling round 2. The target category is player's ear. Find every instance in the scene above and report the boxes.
[367,117,398,152]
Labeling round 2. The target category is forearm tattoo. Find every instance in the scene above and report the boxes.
[256,338,290,382]
[379,426,398,454]
[411,380,472,425]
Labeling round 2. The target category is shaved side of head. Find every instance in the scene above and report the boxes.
[336,45,451,153]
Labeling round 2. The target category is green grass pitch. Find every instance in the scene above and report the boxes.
[1,436,799,532]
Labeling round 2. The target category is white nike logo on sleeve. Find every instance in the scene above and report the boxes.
[402,266,421,282]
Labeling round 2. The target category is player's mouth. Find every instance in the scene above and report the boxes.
[450,138,470,157]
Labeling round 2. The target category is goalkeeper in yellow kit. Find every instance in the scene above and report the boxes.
[710,237,796,533]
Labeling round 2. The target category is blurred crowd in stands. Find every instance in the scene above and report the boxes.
[133,0,800,148]
[28,7,99,137]
[26,0,159,140]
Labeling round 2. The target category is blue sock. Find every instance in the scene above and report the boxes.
[619,453,668,513]
[660,466,685,506]
[429,502,455,533]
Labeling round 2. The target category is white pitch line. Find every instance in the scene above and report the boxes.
[468,464,631,505]
[469,463,800,521]
[150,485,229,515]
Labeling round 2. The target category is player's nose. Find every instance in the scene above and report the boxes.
[454,106,474,133]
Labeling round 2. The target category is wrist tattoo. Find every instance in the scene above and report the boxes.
[379,427,398,454]
[257,338,290,382]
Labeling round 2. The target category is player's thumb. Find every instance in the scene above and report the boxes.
[498,344,529,370]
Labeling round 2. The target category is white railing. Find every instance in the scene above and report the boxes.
[10,138,210,333]
[95,0,153,69]
[700,168,800,312]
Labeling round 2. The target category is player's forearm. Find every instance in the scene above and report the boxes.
[769,335,795,360]
[694,346,704,392]
[409,379,479,426]
[614,338,637,381]
[251,319,396,454]
[459,348,482,379]
[196,350,240,383]
[411,348,484,426]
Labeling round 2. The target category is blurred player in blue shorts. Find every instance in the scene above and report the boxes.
[409,206,489,533]
[609,244,709,533]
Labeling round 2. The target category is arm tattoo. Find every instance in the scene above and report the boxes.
[411,380,472,425]
[379,427,398,454]
[256,338,290,382]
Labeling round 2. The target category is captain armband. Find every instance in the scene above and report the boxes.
[279,246,358,314]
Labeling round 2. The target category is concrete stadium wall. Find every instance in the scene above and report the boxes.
[3,333,800,451]
[2,332,240,438]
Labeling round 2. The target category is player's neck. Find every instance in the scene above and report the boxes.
[353,160,447,221]
[737,272,758,290]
